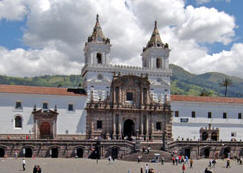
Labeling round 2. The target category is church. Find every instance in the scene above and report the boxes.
[0,15,243,159]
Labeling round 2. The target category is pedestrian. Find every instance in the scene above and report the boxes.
[161,156,164,165]
[140,167,143,173]
[36,165,41,173]
[22,159,26,171]
[185,155,188,164]
[226,159,230,168]
[33,165,37,173]
[145,163,149,173]
[189,158,193,168]
[208,159,212,167]
[15,151,18,159]
[182,163,186,173]
[172,156,175,165]
[108,155,111,163]
[176,156,179,165]
[128,169,131,173]
[212,159,216,167]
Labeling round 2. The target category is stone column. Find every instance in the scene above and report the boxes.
[119,116,122,139]
[140,115,144,136]
[151,115,154,140]
[146,114,149,140]
[113,114,116,137]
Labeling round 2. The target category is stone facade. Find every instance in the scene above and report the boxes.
[86,75,172,141]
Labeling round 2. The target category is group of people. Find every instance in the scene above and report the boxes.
[33,165,42,173]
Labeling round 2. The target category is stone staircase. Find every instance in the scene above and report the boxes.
[121,150,172,162]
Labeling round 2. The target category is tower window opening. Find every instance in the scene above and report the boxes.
[97,53,102,64]
[15,116,22,128]
[156,58,161,68]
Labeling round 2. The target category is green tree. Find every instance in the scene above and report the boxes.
[220,78,232,97]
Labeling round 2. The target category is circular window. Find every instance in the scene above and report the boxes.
[97,74,103,80]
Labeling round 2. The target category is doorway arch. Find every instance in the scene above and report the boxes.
[24,147,33,158]
[203,148,210,158]
[40,122,51,139]
[123,119,135,140]
[0,148,5,157]
[50,147,58,158]
[76,148,83,158]
[223,147,231,159]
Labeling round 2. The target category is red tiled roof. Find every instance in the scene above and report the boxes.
[0,84,86,96]
[171,95,243,104]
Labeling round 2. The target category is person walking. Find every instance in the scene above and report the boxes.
[36,165,41,173]
[182,163,186,173]
[161,156,164,165]
[22,159,26,171]
[226,159,230,168]
[140,167,143,173]
[189,158,193,168]
[33,165,37,173]
[145,163,149,173]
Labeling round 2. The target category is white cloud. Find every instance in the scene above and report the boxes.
[177,6,235,44]
[0,0,27,20]
[0,0,241,78]
[0,47,80,77]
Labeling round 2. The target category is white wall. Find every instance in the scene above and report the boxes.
[0,93,87,135]
[171,101,243,141]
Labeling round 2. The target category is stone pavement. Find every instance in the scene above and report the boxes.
[0,158,242,173]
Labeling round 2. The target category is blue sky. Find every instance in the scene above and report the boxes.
[0,0,243,77]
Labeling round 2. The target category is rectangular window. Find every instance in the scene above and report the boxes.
[223,112,227,119]
[126,92,133,101]
[68,104,74,111]
[238,113,242,119]
[191,111,196,118]
[97,120,102,129]
[15,101,22,109]
[208,112,212,119]
[42,102,48,110]
[180,118,189,123]
[156,122,161,130]
[175,111,179,117]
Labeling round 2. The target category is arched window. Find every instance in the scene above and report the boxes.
[97,53,102,64]
[156,58,161,68]
[15,116,22,128]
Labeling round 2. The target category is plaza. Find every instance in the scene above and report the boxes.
[0,158,242,173]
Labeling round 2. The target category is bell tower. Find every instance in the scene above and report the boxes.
[141,21,170,70]
[84,14,111,65]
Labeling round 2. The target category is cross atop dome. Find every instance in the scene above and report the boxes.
[87,14,110,44]
[143,21,168,52]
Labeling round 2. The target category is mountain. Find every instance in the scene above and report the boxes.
[170,64,243,97]
[1,64,243,97]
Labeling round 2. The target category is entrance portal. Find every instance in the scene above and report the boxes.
[24,148,32,158]
[40,122,51,139]
[185,148,191,158]
[51,148,58,158]
[223,147,231,158]
[76,148,83,158]
[203,148,210,158]
[0,148,5,157]
[111,147,119,159]
[123,119,135,140]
